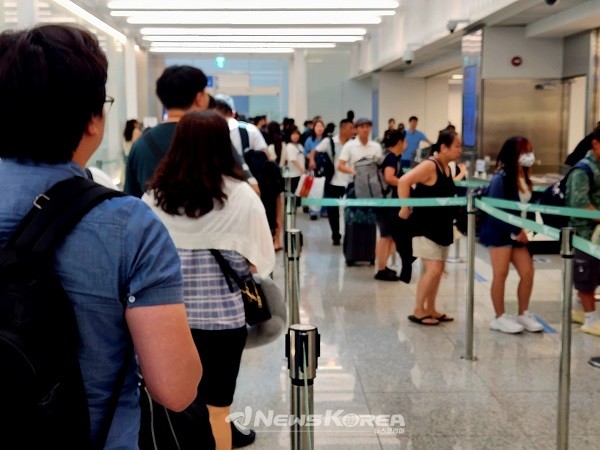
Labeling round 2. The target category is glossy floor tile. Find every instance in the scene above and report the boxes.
[232,213,600,449]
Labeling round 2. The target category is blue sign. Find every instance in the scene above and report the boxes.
[206,76,213,88]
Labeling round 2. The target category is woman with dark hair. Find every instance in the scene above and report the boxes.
[479,136,542,334]
[398,130,462,326]
[122,118,142,159]
[143,110,275,449]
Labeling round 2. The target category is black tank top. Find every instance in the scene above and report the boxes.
[411,158,457,246]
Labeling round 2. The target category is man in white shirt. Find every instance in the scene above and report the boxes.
[338,117,383,174]
[214,94,265,194]
[308,118,355,245]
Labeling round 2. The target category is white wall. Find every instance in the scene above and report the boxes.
[376,73,426,136]
[567,76,588,153]
[482,27,563,79]
[448,82,463,132]
[425,77,451,139]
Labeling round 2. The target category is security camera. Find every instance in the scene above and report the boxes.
[545,0,559,4]
[403,49,414,65]
[447,20,458,33]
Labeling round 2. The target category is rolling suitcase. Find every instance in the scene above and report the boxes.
[343,207,376,266]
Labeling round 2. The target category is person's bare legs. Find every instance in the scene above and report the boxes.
[413,258,444,324]
[376,236,394,271]
[424,260,453,320]
[510,246,534,314]
[489,246,512,317]
[207,405,232,450]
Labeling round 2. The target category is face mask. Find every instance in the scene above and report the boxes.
[518,152,535,167]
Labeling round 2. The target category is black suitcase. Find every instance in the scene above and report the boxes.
[343,221,376,266]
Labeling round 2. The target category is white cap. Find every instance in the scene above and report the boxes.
[214,93,235,112]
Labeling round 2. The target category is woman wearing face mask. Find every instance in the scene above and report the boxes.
[479,136,542,334]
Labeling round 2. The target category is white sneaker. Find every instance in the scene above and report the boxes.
[490,314,524,334]
[513,311,543,332]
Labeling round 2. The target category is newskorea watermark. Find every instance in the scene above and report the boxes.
[226,407,405,435]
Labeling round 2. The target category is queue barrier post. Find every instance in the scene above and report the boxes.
[286,324,320,450]
[285,229,303,326]
[557,227,575,450]
[463,192,477,360]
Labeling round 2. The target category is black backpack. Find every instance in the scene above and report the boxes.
[314,137,335,183]
[239,123,268,180]
[0,176,126,449]
[536,160,594,229]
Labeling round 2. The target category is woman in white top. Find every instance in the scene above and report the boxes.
[143,111,275,449]
[281,128,306,206]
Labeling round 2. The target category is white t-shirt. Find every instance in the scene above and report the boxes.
[282,143,305,178]
[226,117,267,155]
[314,135,351,187]
[338,138,383,168]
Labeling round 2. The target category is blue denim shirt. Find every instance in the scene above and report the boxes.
[0,159,183,449]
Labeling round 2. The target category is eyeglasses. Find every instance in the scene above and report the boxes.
[103,96,115,115]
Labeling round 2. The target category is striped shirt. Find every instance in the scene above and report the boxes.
[179,249,248,330]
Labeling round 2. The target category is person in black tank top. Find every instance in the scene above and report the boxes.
[397,131,462,326]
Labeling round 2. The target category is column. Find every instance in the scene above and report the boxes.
[17,0,38,28]
[289,49,308,122]
[124,38,138,120]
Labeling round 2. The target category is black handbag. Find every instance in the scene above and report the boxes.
[210,250,272,326]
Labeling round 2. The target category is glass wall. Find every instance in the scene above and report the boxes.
[0,0,128,184]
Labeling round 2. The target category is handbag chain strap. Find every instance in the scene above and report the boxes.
[210,250,264,308]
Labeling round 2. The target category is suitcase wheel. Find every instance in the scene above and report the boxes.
[346,260,355,266]
[370,260,375,266]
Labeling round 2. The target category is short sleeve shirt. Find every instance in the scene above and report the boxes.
[380,152,401,198]
[566,152,600,240]
[314,135,351,187]
[338,138,383,167]
[283,143,305,178]
[0,160,183,449]
[402,130,429,162]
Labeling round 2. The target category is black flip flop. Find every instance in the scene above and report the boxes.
[408,315,439,326]
[434,314,454,322]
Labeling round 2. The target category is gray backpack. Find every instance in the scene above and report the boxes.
[353,156,388,198]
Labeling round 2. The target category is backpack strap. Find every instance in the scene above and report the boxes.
[8,177,124,255]
[329,137,335,159]
[238,123,250,152]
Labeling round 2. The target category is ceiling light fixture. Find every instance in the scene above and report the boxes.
[150,42,336,48]
[111,11,393,25]
[108,0,399,10]
[149,47,295,54]
[139,27,367,36]
[142,35,362,43]
[51,0,126,43]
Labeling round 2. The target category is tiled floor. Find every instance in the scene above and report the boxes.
[232,213,600,449]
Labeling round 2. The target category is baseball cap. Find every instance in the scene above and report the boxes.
[355,117,372,126]
[214,93,235,112]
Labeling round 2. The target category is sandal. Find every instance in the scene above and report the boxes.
[433,314,454,322]
[408,315,439,326]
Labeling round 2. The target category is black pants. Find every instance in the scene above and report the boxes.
[325,184,347,241]
[389,216,414,279]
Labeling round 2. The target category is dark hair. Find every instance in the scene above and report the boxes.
[156,65,207,110]
[303,120,312,127]
[346,110,355,121]
[214,98,233,115]
[593,127,600,140]
[123,119,139,141]
[495,136,533,196]
[324,122,336,136]
[388,118,395,124]
[0,25,107,163]
[431,130,458,154]
[207,94,217,109]
[339,118,353,128]
[386,129,406,148]
[267,121,283,161]
[149,111,245,218]
[397,122,405,131]
[409,116,418,122]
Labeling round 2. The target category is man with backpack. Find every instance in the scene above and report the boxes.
[0,24,202,448]
[566,129,600,337]
[124,65,210,197]
[308,118,355,245]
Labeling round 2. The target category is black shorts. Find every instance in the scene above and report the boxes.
[191,326,247,407]
[375,208,397,238]
[573,250,600,293]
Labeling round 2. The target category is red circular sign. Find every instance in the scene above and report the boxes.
[511,56,523,67]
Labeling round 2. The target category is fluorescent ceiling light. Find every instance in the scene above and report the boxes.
[452,74,464,80]
[150,42,336,48]
[109,0,399,10]
[39,17,78,23]
[51,0,126,43]
[112,11,392,25]
[143,35,362,43]
[140,27,367,36]
[150,47,294,54]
